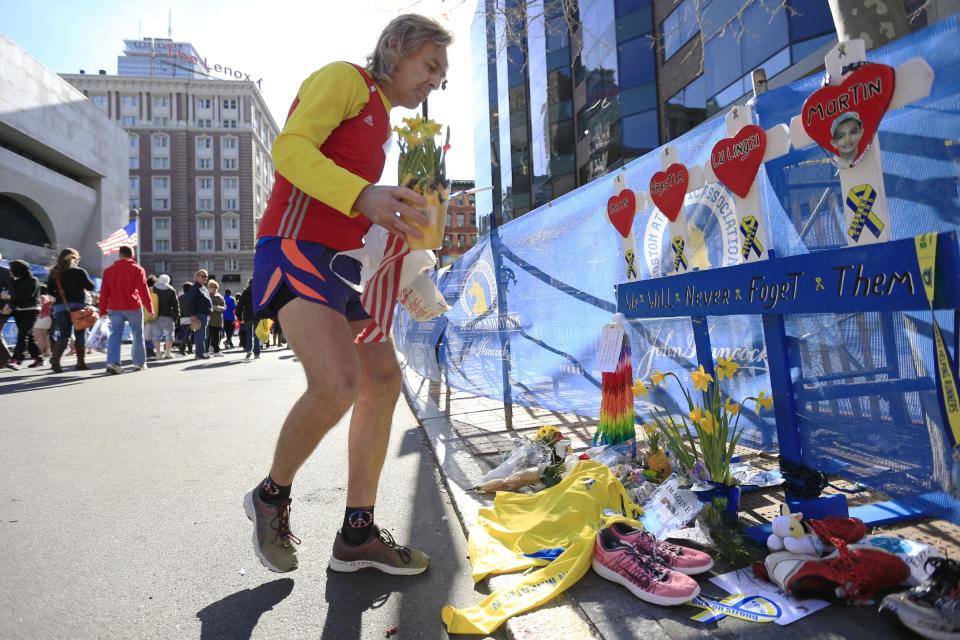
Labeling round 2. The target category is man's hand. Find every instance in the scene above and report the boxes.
[355,185,429,241]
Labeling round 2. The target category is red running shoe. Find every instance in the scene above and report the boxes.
[592,528,700,606]
[762,542,909,603]
[606,521,714,575]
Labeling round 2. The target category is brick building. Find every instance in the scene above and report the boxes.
[62,42,278,288]
[438,179,479,267]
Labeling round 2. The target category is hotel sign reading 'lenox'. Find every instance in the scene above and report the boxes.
[129,39,262,87]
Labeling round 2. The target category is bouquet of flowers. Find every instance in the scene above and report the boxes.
[394,116,450,250]
[635,359,773,486]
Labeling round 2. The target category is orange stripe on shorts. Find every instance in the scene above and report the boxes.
[286,272,328,303]
[259,267,284,307]
[281,238,325,281]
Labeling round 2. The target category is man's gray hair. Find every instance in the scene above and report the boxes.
[366,14,453,84]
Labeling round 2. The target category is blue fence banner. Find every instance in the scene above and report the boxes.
[395,16,960,524]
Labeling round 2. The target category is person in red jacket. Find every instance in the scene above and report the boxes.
[98,245,154,374]
[243,14,450,577]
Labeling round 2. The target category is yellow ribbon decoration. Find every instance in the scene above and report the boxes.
[915,233,960,446]
[740,215,764,259]
[624,248,638,280]
[672,236,688,272]
[847,184,885,241]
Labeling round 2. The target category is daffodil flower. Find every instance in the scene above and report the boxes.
[632,379,649,397]
[650,370,665,386]
[689,407,706,425]
[699,412,716,434]
[643,423,657,438]
[756,390,773,414]
[715,356,740,381]
[691,365,713,392]
[724,398,740,415]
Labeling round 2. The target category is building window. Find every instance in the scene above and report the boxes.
[155,260,169,273]
[445,212,452,226]
[197,97,212,110]
[663,0,698,60]
[153,95,169,109]
[153,238,170,251]
[90,94,108,112]
[471,234,477,245]
[154,116,170,127]
[199,259,214,272]
[196,136,212,150]
[222,136,237,150]
[225,258,239,271]
[122,94,139,108]
[152,176,170,211]
[197,213,215,254]
[222,157,238,170]
[223,119,238,129]
[223,98,237,110]
[196,118,212,128]
[199,238,215,251]
[443,234,452,248]
[457,213,465,227]
[223,238,240,251]
[122,116,139,127]
[458,234,466,248]
[151,133,170,170]
[129,176,140,209]
[197,157,212,170]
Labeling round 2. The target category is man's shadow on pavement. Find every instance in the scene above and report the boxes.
[196,578,294,640]
[320,570,406,640]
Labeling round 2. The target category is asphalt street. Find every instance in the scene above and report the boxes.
[0,346,495,640]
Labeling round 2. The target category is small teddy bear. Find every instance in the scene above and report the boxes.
[766,504,825,556]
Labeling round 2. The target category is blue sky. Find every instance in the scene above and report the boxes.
[0,0,479,182]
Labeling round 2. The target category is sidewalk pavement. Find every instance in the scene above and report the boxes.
[399,356,958,640]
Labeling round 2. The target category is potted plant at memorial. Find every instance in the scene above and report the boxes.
[642,360,773,526]
[394,115,450,251]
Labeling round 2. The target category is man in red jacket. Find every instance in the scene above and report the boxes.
[98,245,154,374]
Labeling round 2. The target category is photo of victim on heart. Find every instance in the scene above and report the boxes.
[831,111,864,166]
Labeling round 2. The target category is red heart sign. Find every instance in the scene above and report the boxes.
[801,63,895,166]
[606,189,637,238]
[711,124,767,199]
[649,163,689,222]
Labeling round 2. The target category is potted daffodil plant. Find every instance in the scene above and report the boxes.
[394,116,450,251]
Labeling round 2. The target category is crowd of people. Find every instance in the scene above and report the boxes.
[0,247,285,373]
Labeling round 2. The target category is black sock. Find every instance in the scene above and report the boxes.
[257,476,291,505]
[341,506,375,545]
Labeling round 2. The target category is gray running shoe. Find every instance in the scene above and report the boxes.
[243,489,300,572]
[329,526,428,575]
[105,363,122,375]
[881,557,960,640]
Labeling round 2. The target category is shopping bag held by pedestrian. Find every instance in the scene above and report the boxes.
[255,318,272,344]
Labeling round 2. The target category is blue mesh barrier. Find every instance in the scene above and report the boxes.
[395,16,960,520]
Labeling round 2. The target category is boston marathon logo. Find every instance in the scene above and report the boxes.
[644,184,740,277]
[846,183,885,241]
[459,259,496,317]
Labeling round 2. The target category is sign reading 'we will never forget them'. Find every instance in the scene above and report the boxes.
[617,233,960,319]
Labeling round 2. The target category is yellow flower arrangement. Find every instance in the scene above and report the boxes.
[643,363,773,486]
[393,115,451,250]
[632,378,649,397]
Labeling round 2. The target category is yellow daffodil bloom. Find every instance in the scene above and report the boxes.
[632,379,649,397]
[689,407,706,425]
[650,370,665,386]
[643,423,657,438]
[756,390,773,414]
[691,365,713,392]
[724,398,741,415]
[535,425,560,443]
[715,356,740,381]
[699,412,716,434]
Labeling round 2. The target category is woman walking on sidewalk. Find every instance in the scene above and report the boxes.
[47,248,96,373]
[207,279,225,357]
[5,260,43,369]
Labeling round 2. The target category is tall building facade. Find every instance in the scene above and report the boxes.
[118,38,207,79]
[473,0,954,227]
[438,180,479,267]
[63,41,279,287]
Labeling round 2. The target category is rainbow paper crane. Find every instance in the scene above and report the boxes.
[594,330,636,457]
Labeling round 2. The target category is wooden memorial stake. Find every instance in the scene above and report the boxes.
[648,146,704,276]
[607,173,647,282]
[702,104,790,263]
[789,40,933,246]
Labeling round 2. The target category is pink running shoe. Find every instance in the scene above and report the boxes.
[606,521,714,575]
[593,528,701,606]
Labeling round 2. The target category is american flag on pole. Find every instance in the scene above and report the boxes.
[356,233,411,343]
[97,220,138,255]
